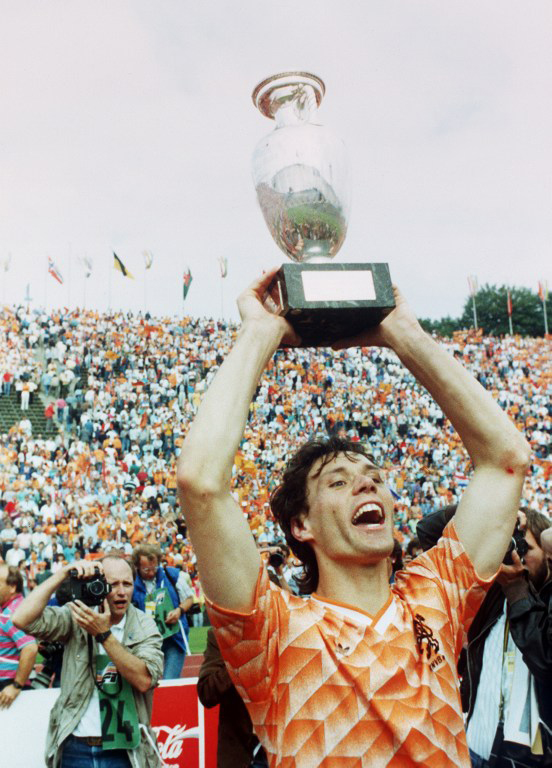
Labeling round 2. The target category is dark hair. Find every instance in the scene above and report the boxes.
[391,538,404,575]
[4,566,24,594]
[270,437,378,594]
[525,510,551,547]
[406,537,422,558]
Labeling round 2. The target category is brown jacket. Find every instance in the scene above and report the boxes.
[197,628,265,768]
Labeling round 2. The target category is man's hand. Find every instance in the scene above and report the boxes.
[237,268,301,347]
[332,285,421,351]
[64,560,105,580]
[70,598,112,636]
[165,608,181,626]
[496,550,527,588]
[0,684,21,709]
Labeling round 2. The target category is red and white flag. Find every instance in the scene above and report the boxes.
[538,280,548,302]
[48,257,64,284]
[507,290,513,317]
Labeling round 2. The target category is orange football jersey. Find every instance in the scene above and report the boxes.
[207,523,492,767]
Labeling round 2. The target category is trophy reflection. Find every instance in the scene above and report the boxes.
[252,71,394,347]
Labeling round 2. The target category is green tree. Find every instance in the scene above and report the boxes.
[459,284,544,336]
[419,315,461,338]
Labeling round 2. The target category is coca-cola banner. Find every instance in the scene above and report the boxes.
[1,678,219,768]
[152,678,218,768]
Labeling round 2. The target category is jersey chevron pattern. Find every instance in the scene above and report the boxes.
[207,524,491,767]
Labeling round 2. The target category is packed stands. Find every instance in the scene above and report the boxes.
[0,303,550,591]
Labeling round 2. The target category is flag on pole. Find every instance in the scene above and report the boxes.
[507,290,513,316]
[113,252,134,279]
[3,253,11,272]
[538,280,548,301]
[467,275,478,297]
[80,256,93,278]
[183,267,193,300]
[218,256,228,278]
[48,257,64,284]
[143,251,153,270]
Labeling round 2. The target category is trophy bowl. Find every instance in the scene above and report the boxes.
[251,72,394,347]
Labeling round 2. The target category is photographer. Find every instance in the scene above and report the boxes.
[260,544,294,594]
[418,508,552,766]
[13,555,163,768]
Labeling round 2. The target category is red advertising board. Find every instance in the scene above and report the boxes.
[151,678,219,768]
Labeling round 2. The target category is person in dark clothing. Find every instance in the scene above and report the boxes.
[418,507,552,766]
[198,628,268,768]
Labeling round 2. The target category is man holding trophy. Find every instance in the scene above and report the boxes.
[177,74,531,766]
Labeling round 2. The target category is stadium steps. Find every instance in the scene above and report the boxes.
[0,390,47,435]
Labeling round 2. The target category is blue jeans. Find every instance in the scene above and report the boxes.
[162,638,185,679]
[60,736,131,767]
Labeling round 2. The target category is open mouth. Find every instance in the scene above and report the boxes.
[351,502,385,528]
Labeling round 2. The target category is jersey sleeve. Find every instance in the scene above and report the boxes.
[205,562,286,705]
[398,521,495,656]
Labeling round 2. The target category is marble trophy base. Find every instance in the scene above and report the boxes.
[266,262,395,347]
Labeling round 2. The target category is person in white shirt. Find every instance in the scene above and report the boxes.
[5,543,26,568]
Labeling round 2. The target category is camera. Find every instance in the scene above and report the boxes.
[68,567,112,606]
[503,521,529,565]
[30,641,66,690]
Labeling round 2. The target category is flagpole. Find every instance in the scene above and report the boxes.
[67,245,72,310]
[467,275,478,331]
[543,297,549,336]
[508,314,513,335]
[1,255,8,306]
[108,255,112,312]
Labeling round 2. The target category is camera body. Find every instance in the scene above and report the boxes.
[68,567,112,606]
[31,640,65,690]
[503,521,529,565]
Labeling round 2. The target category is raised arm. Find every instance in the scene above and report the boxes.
[177,269,299,612]
[335,287,531,577]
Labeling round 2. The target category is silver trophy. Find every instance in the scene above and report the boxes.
[252,71,394,347]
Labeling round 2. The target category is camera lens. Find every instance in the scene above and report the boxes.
[88,579,105,596]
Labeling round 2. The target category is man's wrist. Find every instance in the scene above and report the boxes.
[95,629,112,644]
[11,681,23,691]
[385,321,428,357]
[239,317,284,352]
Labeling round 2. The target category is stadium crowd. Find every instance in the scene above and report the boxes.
[0,298,551,767]
[0,302,550,597]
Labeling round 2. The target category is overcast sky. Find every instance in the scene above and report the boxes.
[1,1,550,323]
